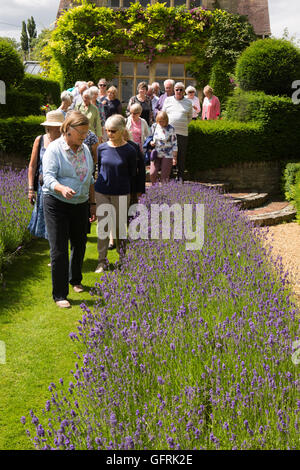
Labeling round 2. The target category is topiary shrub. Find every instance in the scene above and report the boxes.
[235,38,300,96]
[209,60,233,106]
[0,39,24,88]
[17,74,61,107]
[0,115,45,159]
[0,89,42,118]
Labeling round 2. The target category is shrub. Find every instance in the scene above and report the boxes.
[282,162,300,201]
[0,115,45,159]
[209,60,233,106]
[294,171,300,223]
[0,39,24,88]
[235,38,300,96]
[18,74,61,107]
[0,89,42,118]
[225,90,300,161]
[0,167,32,274]
[186,119,264,174]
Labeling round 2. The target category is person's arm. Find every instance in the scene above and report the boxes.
[28,135,41,204]
[187,100,193,123]
[93,107,102,140]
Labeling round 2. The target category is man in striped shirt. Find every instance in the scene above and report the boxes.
[162,82,193,182]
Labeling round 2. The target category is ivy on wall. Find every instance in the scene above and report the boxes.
[41,1,256,93]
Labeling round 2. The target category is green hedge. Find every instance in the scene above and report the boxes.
[0,115,45,159]
[282,162,300,201]
[0,89,42,118]
[17,74,61,107]
[294,171,300,223]
[186,120,263,173]
[225,90,300,161]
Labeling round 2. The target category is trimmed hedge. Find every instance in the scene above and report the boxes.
[0,89,42,118]
[17,74,61,107]
[0,115,45,159]
[0,39,24,88]
[225,90,300,161]
[294,171,300,223]
[235,38,300,96]
[186,120,263,173]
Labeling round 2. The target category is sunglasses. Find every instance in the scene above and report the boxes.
[175,88,184,92]
[99,84,107,87]
[105,129,117,133]
[188,91,195,93]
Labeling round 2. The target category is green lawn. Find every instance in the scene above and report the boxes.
[0,225,117,450]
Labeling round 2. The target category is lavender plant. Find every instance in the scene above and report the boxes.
[0,167,32,273]
[22,182,299,450]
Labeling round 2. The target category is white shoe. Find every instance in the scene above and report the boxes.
[95,264,105,274]
[56,300,71,309]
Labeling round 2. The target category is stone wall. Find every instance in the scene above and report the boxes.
[0,152,28,170]
[189,160,282,195]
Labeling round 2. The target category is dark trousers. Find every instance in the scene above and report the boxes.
[176,134,188,180]
[43,195,88,301]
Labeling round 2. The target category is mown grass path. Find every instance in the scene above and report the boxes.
[0,225,116,450]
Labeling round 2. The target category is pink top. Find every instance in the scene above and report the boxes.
[202,95,221,120]
[130,118,142,149]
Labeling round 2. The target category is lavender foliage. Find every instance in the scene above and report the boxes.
[23,182,299,450]
[0,167,32,273]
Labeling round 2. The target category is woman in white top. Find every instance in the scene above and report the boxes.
[185,86,201,120]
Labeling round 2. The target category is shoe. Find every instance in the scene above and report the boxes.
[108,243,116,250]
[73,285,84,293]
[56,300,71,308]
[95,264,105,274]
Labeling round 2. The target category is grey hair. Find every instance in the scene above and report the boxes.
[105,114,126,131]
[164,79,175,87]
[61,90,73,103]
[89,86,100,97]
[185,85,197,94]
[82,89,91,98]
[175,82,185,90]
[130,103,142,114]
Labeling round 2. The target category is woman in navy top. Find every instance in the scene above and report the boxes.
[94,114,137,273]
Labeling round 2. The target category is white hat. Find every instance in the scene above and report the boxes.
[41,110,65,127]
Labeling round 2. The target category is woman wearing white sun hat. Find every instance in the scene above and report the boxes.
[28,109,65,239]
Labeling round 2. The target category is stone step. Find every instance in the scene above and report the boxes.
[245,201,297,226]
[224,192,269,210]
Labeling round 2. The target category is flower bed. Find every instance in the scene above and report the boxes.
[23,182,299,450]
[0,167,32,274]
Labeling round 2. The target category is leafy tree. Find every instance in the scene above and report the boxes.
[27,16,37,52]
[30,28,53,61]
[20,21,29,59]
[0,39,24,88]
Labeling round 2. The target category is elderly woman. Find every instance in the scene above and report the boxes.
[202,85,221,120]
[126,103,150,152]
[94,114,137,274]
[28,110,65,239]
[58,91,73,118]
[149,111,178,185]
[103,86,122,121]
[42,111,96,308]
[185,86,201,120]
[75,88,102,141]
[127,81,153,126]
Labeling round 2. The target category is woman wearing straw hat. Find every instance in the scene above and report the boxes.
[42,111,96,309]
[28,110,65,239]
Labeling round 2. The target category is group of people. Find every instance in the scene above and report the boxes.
[27,77,220,309]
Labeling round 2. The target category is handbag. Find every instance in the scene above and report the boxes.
[33,135,44,191]
[150,149,158,161]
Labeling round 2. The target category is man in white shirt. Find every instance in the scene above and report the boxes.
[162,82,193,181]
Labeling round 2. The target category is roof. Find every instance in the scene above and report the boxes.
[24,61,44,76]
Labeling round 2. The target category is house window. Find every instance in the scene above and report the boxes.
[113,59,196,103]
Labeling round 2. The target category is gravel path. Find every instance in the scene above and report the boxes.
[262,222,300,301]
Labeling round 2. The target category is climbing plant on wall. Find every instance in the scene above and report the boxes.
[41,1,256,92]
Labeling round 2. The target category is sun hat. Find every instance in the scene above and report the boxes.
[41,110,65,127]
